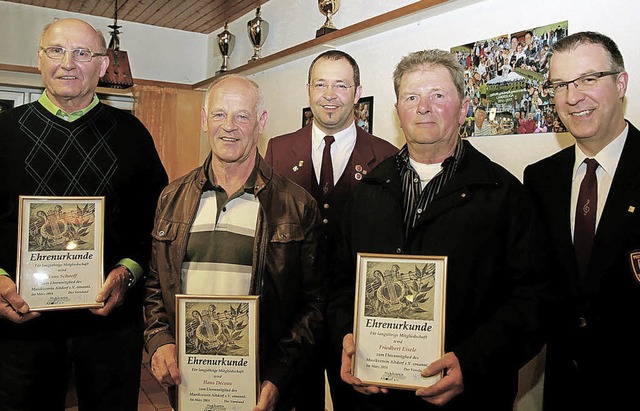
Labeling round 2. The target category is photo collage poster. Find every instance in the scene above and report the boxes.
[452,21,569,137]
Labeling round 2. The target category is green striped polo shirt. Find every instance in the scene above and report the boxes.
[181,165,259,295]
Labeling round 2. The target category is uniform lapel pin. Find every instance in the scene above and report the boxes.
[293,161,304,172]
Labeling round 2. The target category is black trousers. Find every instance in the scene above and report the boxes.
[0,319,143,411]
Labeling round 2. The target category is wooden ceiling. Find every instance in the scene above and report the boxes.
[5,0,270,34]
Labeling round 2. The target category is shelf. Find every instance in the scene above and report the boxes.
[193,0,478,89]
[1,0,479,91]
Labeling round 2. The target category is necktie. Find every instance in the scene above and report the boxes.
[574,158,599,277]
[320,135,335,194]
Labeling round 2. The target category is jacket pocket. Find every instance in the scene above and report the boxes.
[270,223,304,243]
[152,219,178,242]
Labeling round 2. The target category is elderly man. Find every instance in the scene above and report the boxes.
[524,31,640,410]
[0,18,168,410]
[143,74,325,411]
[265,49,396,411]
[328,50,551,410]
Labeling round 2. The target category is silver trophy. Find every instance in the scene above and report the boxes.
[247,7,269,62]
[216,22,236,74]
[316,0,341,38]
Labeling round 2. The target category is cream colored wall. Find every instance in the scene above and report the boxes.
[249,0,640,182]
[0,1,208,84]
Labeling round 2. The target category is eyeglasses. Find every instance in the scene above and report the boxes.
[544,71,620,97]
[308,82,356,93]
[39,46,107,62]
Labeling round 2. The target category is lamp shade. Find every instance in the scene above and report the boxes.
[99,48,134,89]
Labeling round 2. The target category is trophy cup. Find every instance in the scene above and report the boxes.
[247,7,269,62]
[316,0,341,38]
[216,22,235,74]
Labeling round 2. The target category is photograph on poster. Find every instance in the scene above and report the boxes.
[302,106,314,127]
[352,253,447,390]
[355,96,373,134]
[452,21,569,137]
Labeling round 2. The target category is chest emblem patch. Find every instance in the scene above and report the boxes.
[629,250,640,284]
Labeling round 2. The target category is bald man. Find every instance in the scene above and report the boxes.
[0,18,167,410]
[144,74,325,411]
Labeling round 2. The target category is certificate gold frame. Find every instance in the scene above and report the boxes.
[16,196,105,311]
[352,253,447,390]
[176,294,259,410]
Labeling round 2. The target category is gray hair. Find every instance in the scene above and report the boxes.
[204,74,265,116]
[393,49,466,101]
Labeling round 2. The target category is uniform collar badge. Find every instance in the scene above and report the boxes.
[293,160,304,172]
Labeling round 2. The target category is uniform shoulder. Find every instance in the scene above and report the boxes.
[525,145,573,175]
[359,129,397,153]
[268,127,308,144]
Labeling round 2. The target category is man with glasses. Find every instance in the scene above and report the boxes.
[265,50,397,410]
[0,18,167,410]
[524,31,639,410]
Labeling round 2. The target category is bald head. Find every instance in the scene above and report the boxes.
[201,75,268,167]
[37,18,109,112]
[39,18,107,53]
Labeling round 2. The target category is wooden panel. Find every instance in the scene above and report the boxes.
[4,0,272,34]
[148,0,200,26]
[133,0,174,22]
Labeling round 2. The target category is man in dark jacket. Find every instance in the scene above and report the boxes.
[265,49,397,411]
[524,31,640,410]
[143,74,324,411]
[329,49,551,410]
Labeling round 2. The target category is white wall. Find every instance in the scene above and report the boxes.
[247,0,640,181]
[206,0,420,79]
[0,1,208,84]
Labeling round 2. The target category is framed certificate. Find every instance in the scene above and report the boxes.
[176,294,259,411]
[16,196,105,311]
[352,253,447,390]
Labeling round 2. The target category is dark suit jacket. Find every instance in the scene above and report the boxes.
[265,122,397,264]
[523,121,640,410]
[264,123,397,409]
[264,123,397,193]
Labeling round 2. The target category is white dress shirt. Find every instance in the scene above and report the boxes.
[311,121,357,184]
[570,123,628,239]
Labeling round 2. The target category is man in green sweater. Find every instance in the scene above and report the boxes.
[0,18,167,411]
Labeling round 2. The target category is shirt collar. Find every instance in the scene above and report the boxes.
[38,90,99,122]
[205,151,260,195]
[311,120,357,151]
[397,140,465,171]
[572,122,628,181]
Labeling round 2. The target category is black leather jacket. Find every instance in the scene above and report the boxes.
[143,153,325,404]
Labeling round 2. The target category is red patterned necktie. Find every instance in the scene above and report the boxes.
[574,158,599,277]
[320,135,335,194]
